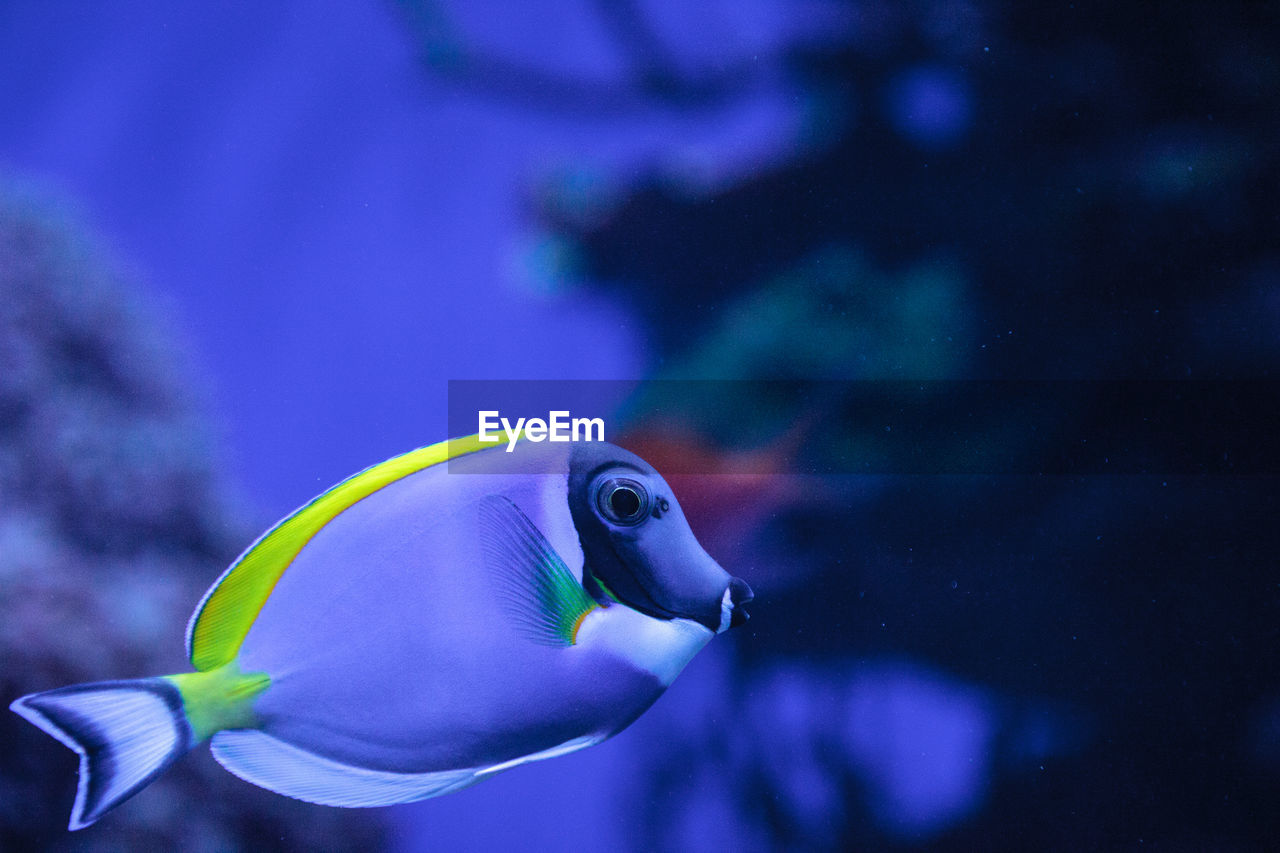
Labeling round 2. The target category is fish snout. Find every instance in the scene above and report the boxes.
[727,577,754,629]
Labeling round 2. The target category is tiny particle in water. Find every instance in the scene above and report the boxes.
[950,580,958,589]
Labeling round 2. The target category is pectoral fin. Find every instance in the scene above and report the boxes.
[478,495,599,646]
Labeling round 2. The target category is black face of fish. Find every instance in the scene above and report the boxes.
[568,443,754,633]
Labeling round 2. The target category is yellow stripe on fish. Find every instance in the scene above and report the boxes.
[186,433,504,671]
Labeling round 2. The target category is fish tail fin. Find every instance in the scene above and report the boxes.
[10,663,268,830]
[10,678,195,830]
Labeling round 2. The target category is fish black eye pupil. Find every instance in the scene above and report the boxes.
[594,476,650,525]
[609,486,641,519]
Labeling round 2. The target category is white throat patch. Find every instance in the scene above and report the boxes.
[716,587,735,634]
[575,605,713,686]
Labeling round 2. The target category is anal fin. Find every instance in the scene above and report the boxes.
[474,734,599,778]
[211,730,603,807]
[211,730,480,807]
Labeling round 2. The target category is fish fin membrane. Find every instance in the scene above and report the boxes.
[9,679,193,830]
[186,433,501,673]
[210,730,480,807]
[473,734,599,778]
[478,495,599,646]
[212,730,600,807]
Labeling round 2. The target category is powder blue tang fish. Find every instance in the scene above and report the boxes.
[10,435,754,830]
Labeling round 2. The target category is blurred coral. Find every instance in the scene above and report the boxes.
[0,182,385,851]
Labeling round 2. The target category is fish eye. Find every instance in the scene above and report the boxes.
[595,476,650,525]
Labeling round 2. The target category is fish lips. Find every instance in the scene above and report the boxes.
[604,533,752,634]
[597,557,754,634]
[727,576,754,629]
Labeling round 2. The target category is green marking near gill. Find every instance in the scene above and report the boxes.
[530,553,598,644]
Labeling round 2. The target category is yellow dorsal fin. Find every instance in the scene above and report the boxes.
[186,433,503,671]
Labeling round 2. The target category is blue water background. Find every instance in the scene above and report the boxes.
[1,1,1276,850]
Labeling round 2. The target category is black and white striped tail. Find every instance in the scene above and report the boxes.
[10,678,193,830]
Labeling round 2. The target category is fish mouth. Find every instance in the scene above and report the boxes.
[723,577,754,632]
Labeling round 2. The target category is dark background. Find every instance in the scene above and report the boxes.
[1,1,1277,850]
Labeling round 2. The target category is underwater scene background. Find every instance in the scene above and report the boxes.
[1,1,1277,850]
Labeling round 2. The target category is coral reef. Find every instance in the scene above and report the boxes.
[0,183,385,851]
